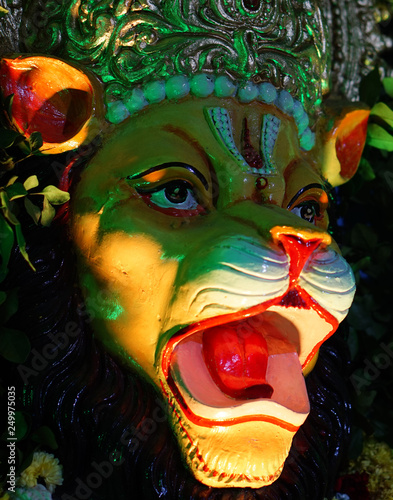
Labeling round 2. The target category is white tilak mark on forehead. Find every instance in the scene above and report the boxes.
[261,114,280,175]
[205,107,281,176]
[205,107,250,172]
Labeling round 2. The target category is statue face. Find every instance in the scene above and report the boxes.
[70,95,356,488]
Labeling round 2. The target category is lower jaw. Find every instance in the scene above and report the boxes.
[163,384,299,488]
[159,303,322,487]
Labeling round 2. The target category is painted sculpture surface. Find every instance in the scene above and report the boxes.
[0,0,389,498]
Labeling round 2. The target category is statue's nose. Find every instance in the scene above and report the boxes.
[270,226,332,286]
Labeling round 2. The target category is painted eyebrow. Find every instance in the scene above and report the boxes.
[286,183,328,209]
[127,162,209,190]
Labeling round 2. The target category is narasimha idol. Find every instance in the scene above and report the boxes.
[0,0,390,498]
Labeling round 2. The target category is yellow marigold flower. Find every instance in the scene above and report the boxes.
[18,452,63,494]
[347,436,393,500]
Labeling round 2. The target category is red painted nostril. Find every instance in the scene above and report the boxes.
[278,234,323,286]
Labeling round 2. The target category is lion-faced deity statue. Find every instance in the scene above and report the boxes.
[0,0,390,498]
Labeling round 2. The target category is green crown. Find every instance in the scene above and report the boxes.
[19,0,329,115]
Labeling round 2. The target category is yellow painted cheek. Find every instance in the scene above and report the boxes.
[71,213,100,258]
[72,222,179,383]
[96,234,178,380]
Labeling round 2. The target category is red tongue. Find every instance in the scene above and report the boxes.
[202,320,273,400]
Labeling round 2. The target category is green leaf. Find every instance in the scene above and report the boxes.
[39,185,70,205]
[365,322,386,340]
[14,412,29,441]
[4,94,14,120]
[0,326,31,363]
[351,223,378,251]
[358,388,377,409]
[359,67,382,107]
[6,182,28,201]
[31,426,58,450]
[0,153,14,172]
[18,450,34,477]
[382,77,393,98]
[24,198,41,225]
[0,129,23,149]
[384,170,393,192]
[370,102,393,129]
[28,131,43,152]
[0,7,9,18]
[357,158,376,181]
[14,224,35,271]
[0,215,14,283]
[0,191,19,225]
[347,426,364,460]
[0,287,19,324]
[347,327,359,360]
[6,176,18,187]
[351,255,371,273]
[367,124,393,151]
[0,291,6,305]
[23,175,39,191]
[347,301,370,329]
[40,196,56,227]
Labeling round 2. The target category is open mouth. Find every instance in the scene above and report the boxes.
[162,292,338,430]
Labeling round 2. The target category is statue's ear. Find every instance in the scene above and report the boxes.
[0,56,106,154]
[318,101,370,187]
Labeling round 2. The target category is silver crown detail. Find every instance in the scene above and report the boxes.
[16,0,329,114]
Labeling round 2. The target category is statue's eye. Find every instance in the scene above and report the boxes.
[291,200,321,224]
[286,183,329,228]
[127,162,210,216]
[136,179,206,216]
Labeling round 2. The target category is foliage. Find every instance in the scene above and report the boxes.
[346,437,393,500]
[0,94,69,362]
[366,77,393,150]
[337,72,393,462]
[0,175,70,274]
[0,95,68,491]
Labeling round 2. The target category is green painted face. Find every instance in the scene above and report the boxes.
[70,95,355,488]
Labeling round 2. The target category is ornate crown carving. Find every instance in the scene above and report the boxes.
[16,1,329,113]
[0,0,391,124]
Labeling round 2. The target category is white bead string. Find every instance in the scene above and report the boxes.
[105,75,315,151]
